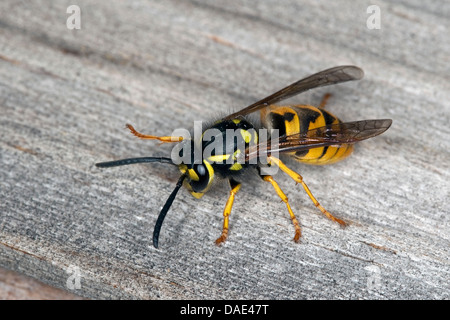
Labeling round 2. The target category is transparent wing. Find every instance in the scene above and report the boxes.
[224,65,364,120]
[244,119,392,161]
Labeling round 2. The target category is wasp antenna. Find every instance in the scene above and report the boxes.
[95,157,175,168]
[153,174,187,249]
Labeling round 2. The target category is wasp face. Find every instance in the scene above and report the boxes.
[175,140,214,198]
[178,161,214,199]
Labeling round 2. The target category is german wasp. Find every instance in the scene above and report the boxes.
[96,66,392,248]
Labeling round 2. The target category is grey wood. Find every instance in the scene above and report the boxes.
[0,0,448,299]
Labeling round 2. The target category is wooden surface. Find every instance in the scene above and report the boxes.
[0,266,84,299]
[0,0,449,299]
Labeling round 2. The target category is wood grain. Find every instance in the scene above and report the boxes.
[0,0,449,299]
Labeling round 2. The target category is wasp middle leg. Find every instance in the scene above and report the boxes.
[260,173,302,242]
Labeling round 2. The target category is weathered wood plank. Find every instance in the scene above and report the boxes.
[0,266,84,299]
[0,0,449,299]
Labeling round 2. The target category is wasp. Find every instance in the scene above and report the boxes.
[96,66,392,248]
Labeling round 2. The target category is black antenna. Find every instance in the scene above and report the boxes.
[153,174,187,248]
[95,157,175,168]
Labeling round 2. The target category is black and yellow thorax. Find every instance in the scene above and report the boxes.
[204,118,258,175]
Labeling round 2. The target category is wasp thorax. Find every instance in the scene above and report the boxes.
[201,119,259,175]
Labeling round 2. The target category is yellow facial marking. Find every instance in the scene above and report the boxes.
[191,192,205,199]
[203,161,215,185]
[178,164,188,174]
[188,168,199,181]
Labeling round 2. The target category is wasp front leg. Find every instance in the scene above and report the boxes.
[126,124,183,143]
[215,178,241,246]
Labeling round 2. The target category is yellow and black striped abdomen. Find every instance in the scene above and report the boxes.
[261,105,353,165]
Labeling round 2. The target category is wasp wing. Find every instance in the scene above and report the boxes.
[244,119,392,161]
[224,65,364,120]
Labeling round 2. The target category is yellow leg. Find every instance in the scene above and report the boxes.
[126,124,183,143]
[263,175,302,242]
[319,93,332,109]
[215,179,241,245]
[267,156,347,226]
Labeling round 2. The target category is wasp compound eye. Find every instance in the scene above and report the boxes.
[190,163,211,192]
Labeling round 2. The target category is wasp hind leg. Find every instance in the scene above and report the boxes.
[126,124,183,143]
[267,156,347,226]
[261,174,302,242]
[215,178,241,246]
[318,93,332,109]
